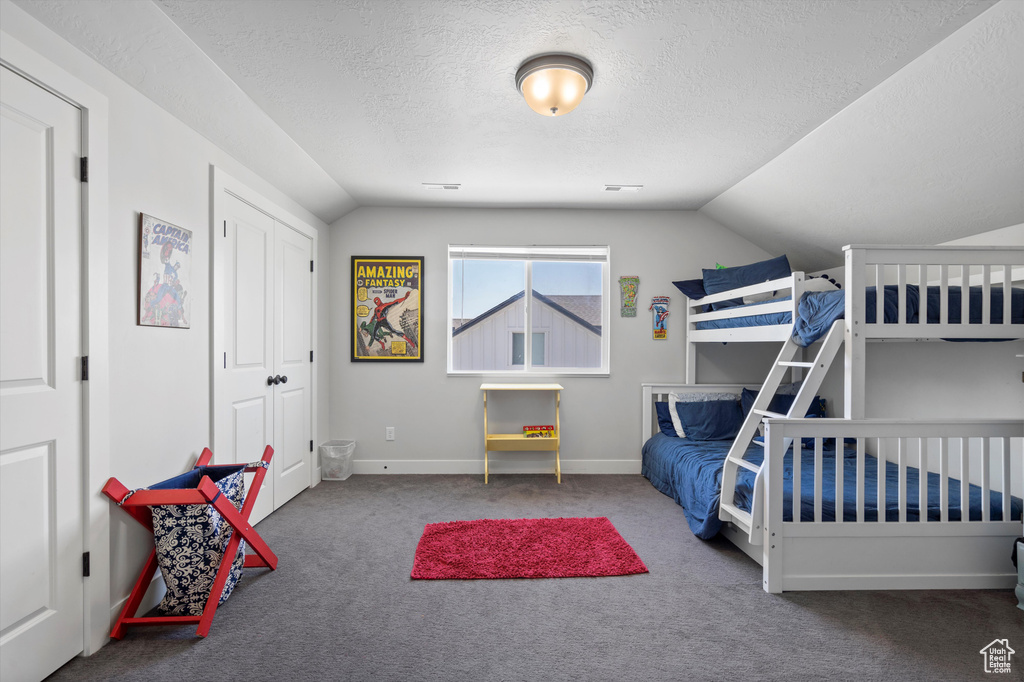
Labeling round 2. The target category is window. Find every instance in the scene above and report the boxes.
[448,245,610,374]
[511,332,545,366]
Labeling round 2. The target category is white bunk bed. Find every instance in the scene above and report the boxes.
[645,244,1024,592]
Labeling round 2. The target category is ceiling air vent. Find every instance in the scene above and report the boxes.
[423,183,461,191]
[603,184,643,192]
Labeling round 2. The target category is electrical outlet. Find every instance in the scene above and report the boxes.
[385,426,395,441]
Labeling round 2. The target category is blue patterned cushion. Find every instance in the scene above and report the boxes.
[149,465,247,616]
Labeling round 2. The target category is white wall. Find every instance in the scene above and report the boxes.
[329,207,773,474]
[1,2,332,625]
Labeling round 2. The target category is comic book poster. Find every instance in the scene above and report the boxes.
[138,213,191,328]
[352,256,423,362]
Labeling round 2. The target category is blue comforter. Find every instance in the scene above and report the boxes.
[795,285,1023,345]
[695,285,1023,346]
[641,432,1022,540]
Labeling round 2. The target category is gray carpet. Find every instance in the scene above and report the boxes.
[50,475,1022,681]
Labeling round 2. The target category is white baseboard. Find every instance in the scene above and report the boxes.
[351,458,640,475]
[109,572,165,629]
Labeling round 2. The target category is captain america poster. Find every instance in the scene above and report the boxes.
[138,213,191,328]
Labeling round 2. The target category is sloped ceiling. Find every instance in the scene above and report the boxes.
[10,0,1023,270]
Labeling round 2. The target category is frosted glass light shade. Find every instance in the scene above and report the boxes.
[516,55,593,117]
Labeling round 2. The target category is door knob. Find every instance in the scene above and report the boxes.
[278,375,288,384]
[267,375,280,386]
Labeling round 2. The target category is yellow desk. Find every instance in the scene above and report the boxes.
[481,383,562,484]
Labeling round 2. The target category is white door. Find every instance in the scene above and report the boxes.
[273,224,312,506]
[218,192,312,523]
[220,194,276,523]
[0,66,84,682]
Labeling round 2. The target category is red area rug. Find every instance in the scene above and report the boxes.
[410,516,648,580]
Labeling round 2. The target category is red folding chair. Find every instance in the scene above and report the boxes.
[102,445,278,638]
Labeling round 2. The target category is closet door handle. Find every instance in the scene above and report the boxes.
[278,375,288,384]
[267,375,280,386]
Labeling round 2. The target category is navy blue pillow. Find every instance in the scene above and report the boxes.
[672,279,706,300]
[702,255,791,310]
[675,399,744,441]
[672,278,713,313]
[655,402,678,437]
[741,387,827,419]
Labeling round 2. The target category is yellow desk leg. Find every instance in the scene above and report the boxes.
[483,390,488,484]
[555,391,561,484]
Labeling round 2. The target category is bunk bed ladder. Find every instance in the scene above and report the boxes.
[718,320,845,543]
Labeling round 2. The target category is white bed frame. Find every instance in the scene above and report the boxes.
[685,245,1024,413]
[641,384,1023,593]
[658,244,1024,592]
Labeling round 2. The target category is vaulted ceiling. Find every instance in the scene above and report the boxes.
[12,0,1023,270]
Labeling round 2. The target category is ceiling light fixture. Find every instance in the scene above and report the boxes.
[515,54,593,117]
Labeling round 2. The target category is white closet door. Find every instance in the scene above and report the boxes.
[219,193,275,524]
[217,190,313,521]
[0,65,84,682]
[272,223,312,507]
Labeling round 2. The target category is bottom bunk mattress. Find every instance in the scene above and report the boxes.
[641,432,1022,540]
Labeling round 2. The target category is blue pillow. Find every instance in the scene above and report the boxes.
[741,387,827,419]
[674,399,744,441]
[672,279,706,300]
[702,255,791,310]
[655,402,678,437]
[672,278,713,313]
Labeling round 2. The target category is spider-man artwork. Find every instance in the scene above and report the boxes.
[352,257,422,361]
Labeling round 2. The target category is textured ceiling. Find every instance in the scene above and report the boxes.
[10,0,1022,268]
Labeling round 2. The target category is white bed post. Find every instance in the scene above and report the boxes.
[641,384,654,449]
[684,300,696,383]
[844,246,866,419]
[762,420,785,593]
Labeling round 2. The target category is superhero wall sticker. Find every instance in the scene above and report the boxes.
[649,295,670,340]
[138,213,191,328]
[352,256,423,362]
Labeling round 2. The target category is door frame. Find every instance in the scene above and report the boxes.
[211,167,321,488]
[1,32,111,656]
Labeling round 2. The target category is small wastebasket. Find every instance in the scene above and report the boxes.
[320,440,355,481]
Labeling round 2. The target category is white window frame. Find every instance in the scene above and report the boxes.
[447,245,610,376]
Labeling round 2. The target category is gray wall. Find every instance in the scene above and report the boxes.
[329,207,775,474]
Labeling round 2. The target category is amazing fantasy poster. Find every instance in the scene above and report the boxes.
[138,213,191,328]
[351,256,423,361]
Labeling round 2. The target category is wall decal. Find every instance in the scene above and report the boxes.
[618,276,639,317]
[649,296,670,340]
